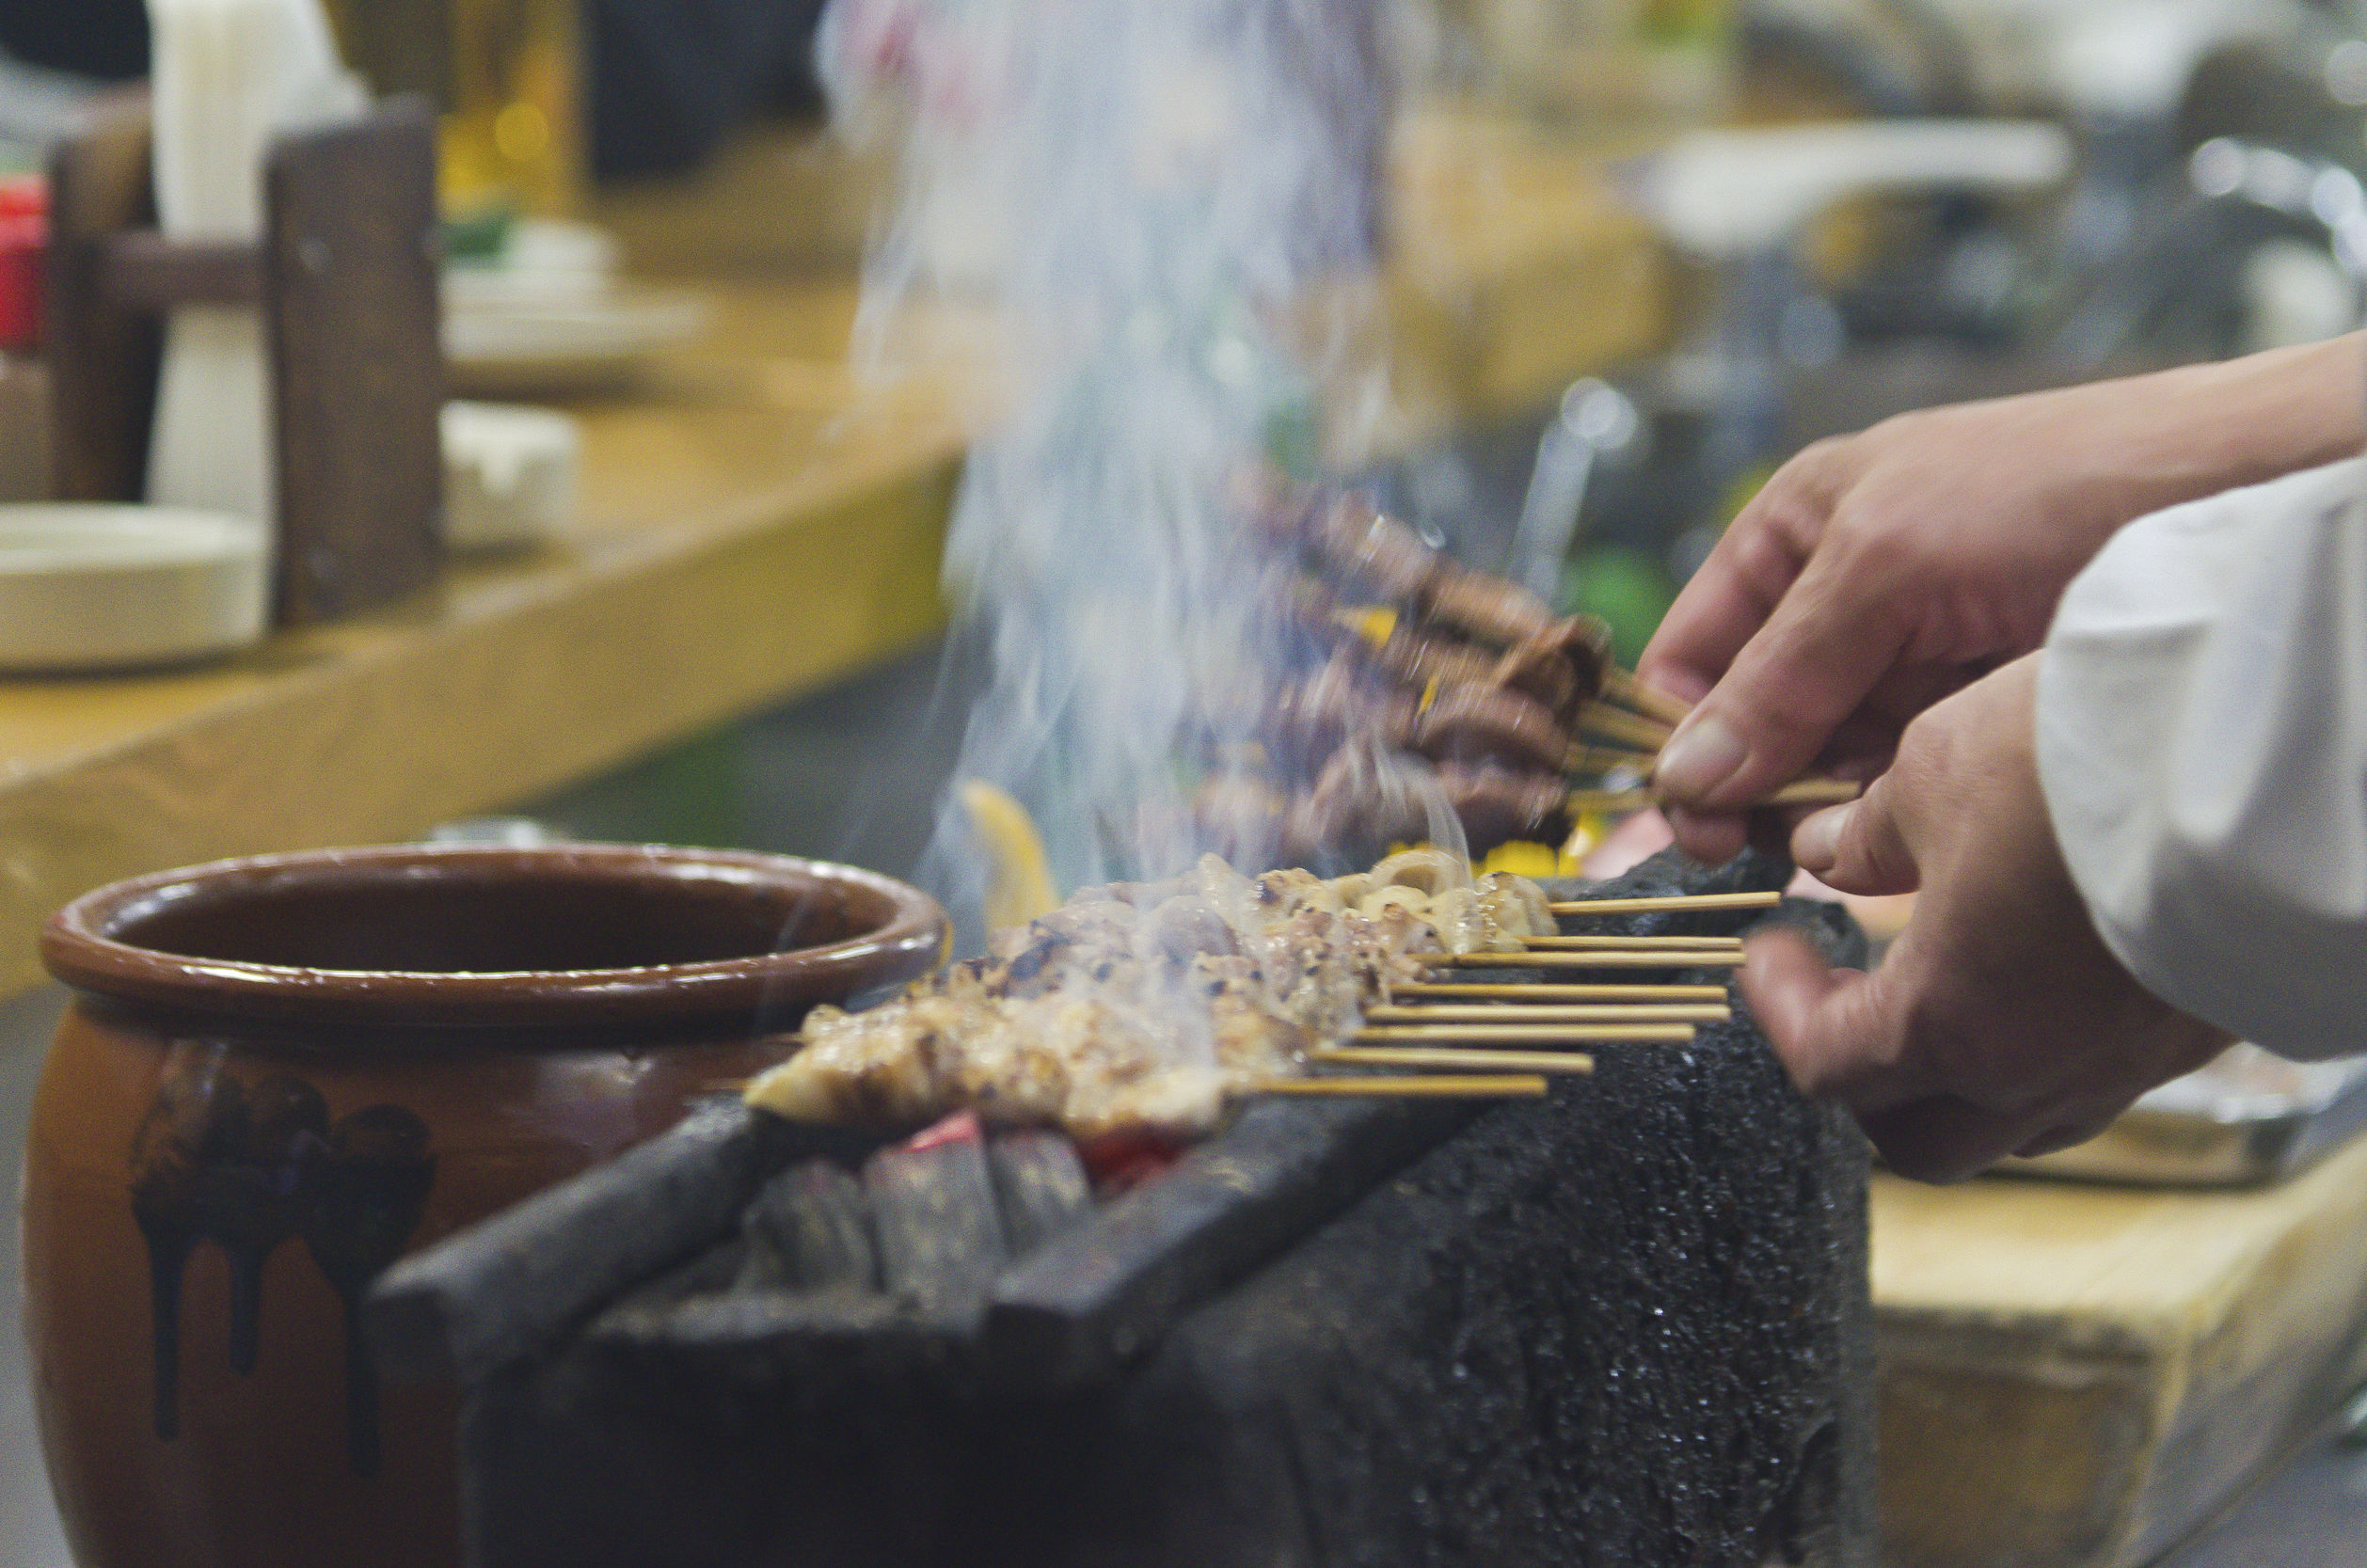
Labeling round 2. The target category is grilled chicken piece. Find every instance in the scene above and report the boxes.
[1369,621,1496,691]
[1411,683,1574,776]
[1419,567,1556,648]
[1304,492,1437,601]
[1490,616,1614,722]
[1437,764,1573,854]
[1265,653,1419,765]
[1478,870,1556,938]
[1369,847,1470,895]
[748,854,1547,1142]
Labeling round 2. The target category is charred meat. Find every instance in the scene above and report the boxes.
[745,853,1555,1140]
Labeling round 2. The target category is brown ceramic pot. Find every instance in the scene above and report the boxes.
[23,843,944,1568]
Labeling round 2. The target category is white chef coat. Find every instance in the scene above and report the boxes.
[2037,457,2367,1059]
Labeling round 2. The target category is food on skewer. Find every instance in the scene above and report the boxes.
[1252,481,1850,854]
[746,852,1564,1141]
[1413,685,1574,776]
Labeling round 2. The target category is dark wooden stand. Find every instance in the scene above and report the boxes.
[46,98,444,626]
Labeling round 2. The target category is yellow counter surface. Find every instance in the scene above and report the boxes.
[1873,1140,2367,1566]
[0,281,965,1000]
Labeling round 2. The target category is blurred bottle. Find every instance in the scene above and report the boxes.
[322,0,582,217]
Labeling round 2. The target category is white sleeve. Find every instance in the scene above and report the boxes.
[2036,457,2367,1060]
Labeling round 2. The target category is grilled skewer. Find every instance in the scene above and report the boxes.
[1521,934,1744,950]
[1390,981,1731,1002]
[1549,891,1783,916]
[1365,1004,1732,1023]
[1252,1075,1549,1098]
[1312,1046,1597,1073]
[1435,950,1748,970]
[1566,778,1863,816]
[1355,1022,1695,1044]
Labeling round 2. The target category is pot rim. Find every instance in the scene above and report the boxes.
[40,843,948,1032]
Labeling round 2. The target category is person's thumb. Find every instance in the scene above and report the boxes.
[1654,548,1907,810]
[1788,776,1920,897]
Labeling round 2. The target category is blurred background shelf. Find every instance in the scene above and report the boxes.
[0,108,1684,1007]
[0,280,962,1003]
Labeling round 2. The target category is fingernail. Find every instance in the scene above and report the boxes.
[1793,804,1852,869]
[1654,713,1748,800]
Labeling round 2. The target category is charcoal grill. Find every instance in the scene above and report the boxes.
[368,847,1874,1568]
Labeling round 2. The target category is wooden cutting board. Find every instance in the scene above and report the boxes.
[1872,1133,2367,1567]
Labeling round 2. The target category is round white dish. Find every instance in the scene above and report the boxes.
[444,287,710,398]
[0,504,269,673]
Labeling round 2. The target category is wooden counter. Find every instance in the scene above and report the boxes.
[0,281,965,1000]
[1873,1143,2367,1567]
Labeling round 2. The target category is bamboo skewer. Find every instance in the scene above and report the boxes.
[1548,891,1785,916]
[1313,1046,1596,1074]
[1757,777,1866,807]
[1522,933,1744,951]
[1251,1075,1549,1098]
[1365,1004,1730,1024]
[1566,777,1862,816]
[1355,1022,1695,1044]
[1391,980,1731,1002]
[1575,704,1675,752]
[1601,669,1693,727]
[1565,743,1660,777]
[1437,950,1747,971]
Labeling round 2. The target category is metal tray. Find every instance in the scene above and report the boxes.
[2004,1046,2367,1188]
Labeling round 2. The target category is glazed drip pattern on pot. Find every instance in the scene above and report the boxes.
[129,1051,435,1475]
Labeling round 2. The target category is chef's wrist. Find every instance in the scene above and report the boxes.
[2105,332,2366,518]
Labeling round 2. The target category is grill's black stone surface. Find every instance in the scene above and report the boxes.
[427,847,1873,1567]
[740,1161,877,1292]
[867,1134,1010,1325]
[987,1132,1094,1256]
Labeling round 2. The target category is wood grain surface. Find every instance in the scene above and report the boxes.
[1873,1136,2367,1567]
[44,103,162,505]
[265,100,446,625]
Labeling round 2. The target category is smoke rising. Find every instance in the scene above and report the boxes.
[820,0,1461,945]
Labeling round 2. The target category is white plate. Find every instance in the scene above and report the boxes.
[444,288,710,397]
[0,504,269,673]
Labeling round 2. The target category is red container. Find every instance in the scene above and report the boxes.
[0,174,48,351]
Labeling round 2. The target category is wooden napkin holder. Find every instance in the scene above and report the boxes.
[46,97,443,627]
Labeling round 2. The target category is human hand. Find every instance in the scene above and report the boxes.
[1640,336,2367,864]
[1740,655,2230,1183]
